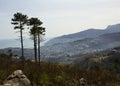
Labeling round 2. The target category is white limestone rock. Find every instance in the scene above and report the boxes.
[3,70,31,86]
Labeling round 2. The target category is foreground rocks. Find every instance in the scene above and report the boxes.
[1,70,31,86]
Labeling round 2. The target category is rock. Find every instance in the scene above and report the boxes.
[79,78,87,86]
[3,70,31,86]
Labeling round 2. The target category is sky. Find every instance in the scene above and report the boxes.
[0,0,120,39]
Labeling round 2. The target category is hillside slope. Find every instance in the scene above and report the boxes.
[45,24,120,46]
[41,32,120,61]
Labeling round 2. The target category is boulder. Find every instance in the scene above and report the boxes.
[3,70,31,86]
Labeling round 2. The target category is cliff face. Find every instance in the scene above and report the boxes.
[1,70,31,86]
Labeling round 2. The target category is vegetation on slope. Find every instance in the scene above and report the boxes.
[0,53,120,86]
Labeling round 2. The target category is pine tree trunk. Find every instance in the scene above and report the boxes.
[34,34,38,64]
[38,34,40,66]
[20,28,25,69]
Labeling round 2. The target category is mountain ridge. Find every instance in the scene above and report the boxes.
[41,31,120,61]
[45,23,120,46]
[1,31,120,62]
[1,23,120,62]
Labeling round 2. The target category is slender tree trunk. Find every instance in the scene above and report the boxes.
[20,28,25,69]
[34,34,38,64]
[38,34,40,66]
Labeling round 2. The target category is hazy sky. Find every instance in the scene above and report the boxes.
[0,0,120,39]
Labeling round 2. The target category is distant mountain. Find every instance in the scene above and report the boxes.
[1,23,120,62]
[45,24,120,46]
[41,23,120,61]
[41,32,120,61]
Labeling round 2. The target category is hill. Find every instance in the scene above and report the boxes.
[41,32,120,61]
[45,24,120,46]
[73,47,120,73]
